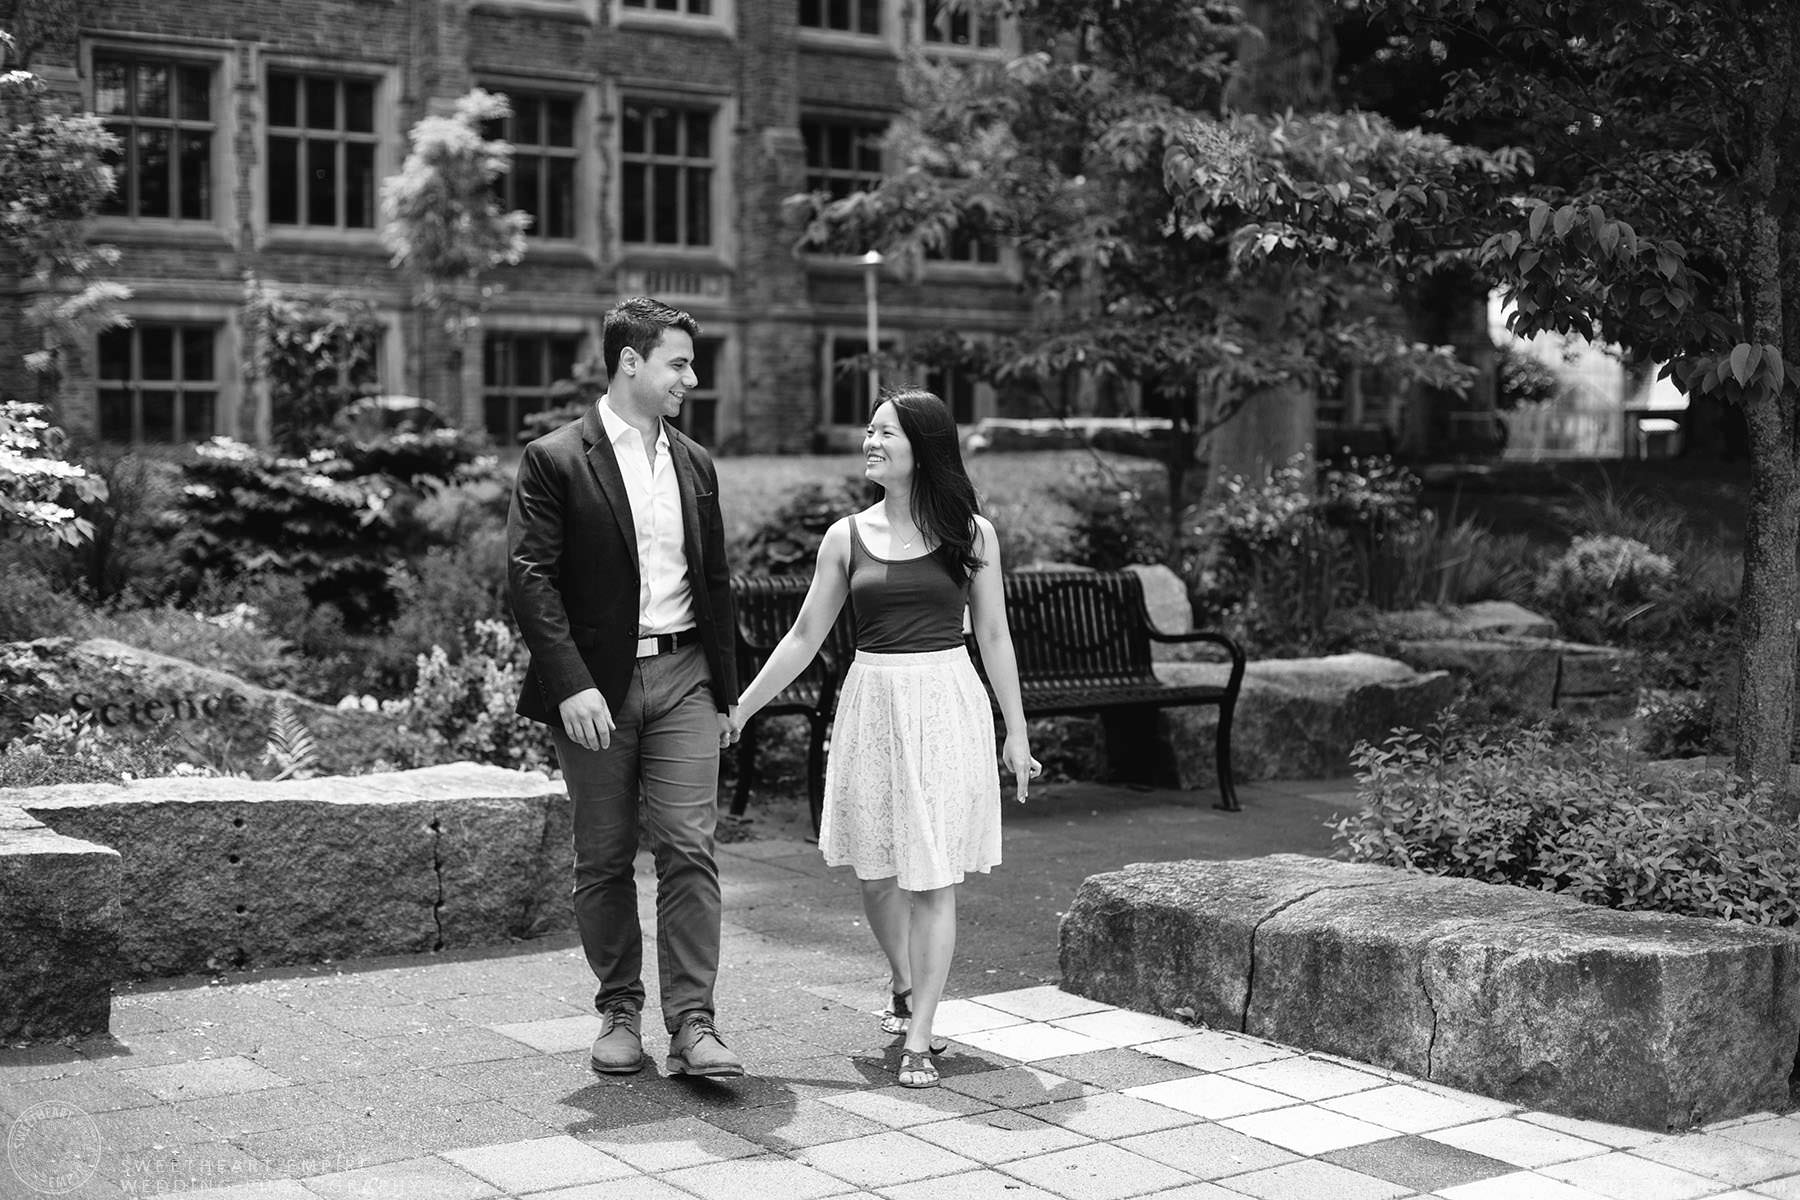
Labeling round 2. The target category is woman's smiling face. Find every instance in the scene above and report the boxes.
[862,401,914,485]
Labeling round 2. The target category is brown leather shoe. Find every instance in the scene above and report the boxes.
[665,1011,744,1078]
[590,1005,644,1074]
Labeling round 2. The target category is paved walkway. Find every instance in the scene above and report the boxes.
[3,781,1796,1200]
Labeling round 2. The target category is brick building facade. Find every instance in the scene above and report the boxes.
[4,0,1032,453]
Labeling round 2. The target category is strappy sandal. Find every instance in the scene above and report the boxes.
[881,990,947,1053]
[897,1049,939,1089]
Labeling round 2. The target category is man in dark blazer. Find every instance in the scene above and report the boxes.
[507,296,743,1077]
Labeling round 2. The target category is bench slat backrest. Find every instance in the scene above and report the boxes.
[730,573,853,703]
[1000,570,1157,687]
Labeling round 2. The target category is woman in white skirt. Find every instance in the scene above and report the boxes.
[731,388,1039,1088]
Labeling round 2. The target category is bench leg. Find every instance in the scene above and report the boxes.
[1100,709,1160,787]
[1213,701,1241,812]
[729,718,759,817]
[807,714,827,838]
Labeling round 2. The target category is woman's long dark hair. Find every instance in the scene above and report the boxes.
[882,387,985,586]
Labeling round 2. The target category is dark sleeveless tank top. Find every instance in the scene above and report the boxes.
[846,517,970,653]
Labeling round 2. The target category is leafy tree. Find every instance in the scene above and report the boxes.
[789,0,1472,548]
[1165,0,1800,791]
[242,276,386,451]
[0,27,129,407]
[379,89,529,420]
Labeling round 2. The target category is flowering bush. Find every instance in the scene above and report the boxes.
[1335,718,1799,927]
[391,619,552,773]
[0,401,107,547]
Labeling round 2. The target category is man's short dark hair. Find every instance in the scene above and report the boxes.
[602,297,701,378]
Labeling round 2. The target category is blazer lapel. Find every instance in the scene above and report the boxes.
[581,404,638,556]
[669,433,706,580]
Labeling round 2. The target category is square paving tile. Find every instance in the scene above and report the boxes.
[441,1134,636,1192]
[590,1114,765,1172]
[1322,1134,1515,1192]
[375,1098,555,1155]
[1319,1083,1499,1134]
[877,1168,1066,1200]
[1048,1009,1197,1047]
[1719,1114,1800,1156]
[1218,1158,1413,1200]
[1632,1131,1800,1186]
[798,1129,981,1188]
[1754,1175,1800,1200]
[1220,1104,1395,1156]
[119,1056,290,1101]
[819,1083,993,1128]
[1027,1091,1199,1139]
[908,1107,1091,1163]
[928,1000,1031,1039]
[1425,1116,1611,1168]
[659,1152,863,1200]
[487,1015,603,1054]
[704,1098,890,1151]
[1437,1171,1622,1200]
[523,1178,698,1200]
[940,1064,1095,1109]
[1221,1055,1389,1102]
[299,1154,499,1200]
[1516,1110,1665,1149]
[1123,1076,1293,1121]
[1114,1123,1297,1179]
[1137,1034,1296,1072]
[1540,1150,1726,1200]
[999,1140,1200,1200]
[1033,1048,1201,1090]
[972,986,1113,1022]
[176,1086,359,1138]
[957,1024,1114,1063]
[0,1072,162,1118]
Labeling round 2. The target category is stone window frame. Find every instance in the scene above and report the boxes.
[820,327,901,428]
[471,0,600,22]
[917,0,1012,55]
[480,328,586,447]
[667,333,727,447]
[611,86,735,263]
[477,80,588,246]
[256,54,398,249]
[83,36,234,240]
[94,314,234,447]
[615,0,734,35]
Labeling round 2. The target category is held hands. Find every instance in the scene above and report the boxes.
[1003,732,1043,804]
[559,688,614,752]
[717,707,742,750]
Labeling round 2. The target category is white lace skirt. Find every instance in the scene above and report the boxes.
[820,646,1002,891]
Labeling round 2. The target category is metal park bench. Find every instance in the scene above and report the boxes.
[727,568,1246,834]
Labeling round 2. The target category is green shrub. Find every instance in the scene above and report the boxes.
[71,601,305,693]
[1059,468,1169,570]
[0,557,88,641]
[1335,718,1800,927]
[0,713,195,789]
[740,475,867,575]
[1636,689,1715,759]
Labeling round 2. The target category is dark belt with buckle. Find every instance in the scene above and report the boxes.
[635,627,702,658]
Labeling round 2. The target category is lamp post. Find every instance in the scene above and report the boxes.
[860,249,884,409]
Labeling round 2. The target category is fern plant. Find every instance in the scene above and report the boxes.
[262,698,321,781]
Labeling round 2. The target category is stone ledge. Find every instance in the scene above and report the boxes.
[1153,654,1457,782]
[4,764,573,997]
[0,814,120,1041]
[1059,854,1800,1131]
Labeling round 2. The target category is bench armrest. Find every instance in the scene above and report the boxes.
[1143,627,1247,695]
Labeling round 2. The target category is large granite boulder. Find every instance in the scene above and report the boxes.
[1061,855,1800,1131]
[1369,601,1557,640]
[1391,636,1637,718]
[0,804,119,1040]
[1153,654,1457,782]
[14,763,571,978]
[0,637,406,776]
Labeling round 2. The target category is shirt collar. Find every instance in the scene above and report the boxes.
[598,396,669,453]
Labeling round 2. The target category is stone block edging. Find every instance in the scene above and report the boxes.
[1,764,572,1039]
[1059,853,1800,1131]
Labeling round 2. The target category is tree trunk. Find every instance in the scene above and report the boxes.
[1730,14,1800,798]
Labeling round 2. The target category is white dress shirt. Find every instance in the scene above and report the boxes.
[598,398,695,636]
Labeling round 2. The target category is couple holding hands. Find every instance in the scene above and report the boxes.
[506,297,1040,1090]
